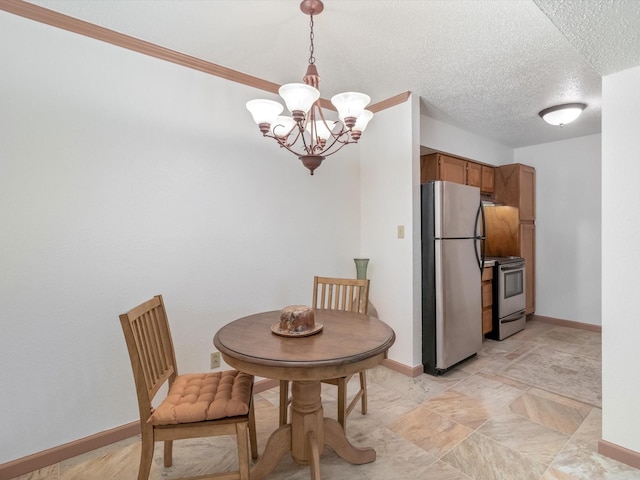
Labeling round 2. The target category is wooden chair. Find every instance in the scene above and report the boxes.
[279,276,371,431]
[119,295,258,480]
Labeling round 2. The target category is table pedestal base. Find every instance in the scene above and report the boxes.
[250,380,375,479]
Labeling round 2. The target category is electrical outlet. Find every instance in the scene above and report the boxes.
[210,351,220,369]
[397,225,405,239]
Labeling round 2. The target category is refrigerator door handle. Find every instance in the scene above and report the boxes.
[473,203,485,272]
[473,236,481,272]
[481,204,486,267]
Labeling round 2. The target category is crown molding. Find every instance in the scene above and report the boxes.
[0,0,280,94]
[369,92,412,113]
[1,0,409,112]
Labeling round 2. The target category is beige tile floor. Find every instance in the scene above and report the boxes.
[14,319,640,480]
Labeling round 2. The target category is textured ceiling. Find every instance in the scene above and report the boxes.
[25,0,640,149]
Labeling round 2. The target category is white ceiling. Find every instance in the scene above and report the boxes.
[27,0,640,149]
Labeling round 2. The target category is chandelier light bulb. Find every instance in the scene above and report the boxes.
[246,99,283,133]
[353,110,373,132]
[350,110,374,140]
[538,103,586,126]
[331,92,371,128]
[278,83,320,121]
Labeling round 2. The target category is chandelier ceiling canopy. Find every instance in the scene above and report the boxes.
[246,0,373,175]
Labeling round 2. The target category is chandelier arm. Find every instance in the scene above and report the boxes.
[298,104,320,155]
[297,120,315,156]
[312,106,340,149]
[282,126,305,150]
[261,131,312,157]
[320,129,354,153]
[313,107,357,153]
[306,113,320,153]
[316,138,350,158]
[266,127,352,159]
[271,122,295,141]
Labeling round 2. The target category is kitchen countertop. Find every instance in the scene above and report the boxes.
[483,259,495,268]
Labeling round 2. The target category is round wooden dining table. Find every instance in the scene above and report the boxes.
[213,309,395,480]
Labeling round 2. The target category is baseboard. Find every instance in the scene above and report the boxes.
[381,357,423,377]
[531,314,602,333]
[598,439,640,470]
[0,421,140,480]
[1,364,417,478]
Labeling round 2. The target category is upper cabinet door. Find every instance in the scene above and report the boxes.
[467,162,482,188]
[494,163,536,222]
[420,153,496,195]
[481,166,494,194]
[439,155,467,185]
[519,165,535,221]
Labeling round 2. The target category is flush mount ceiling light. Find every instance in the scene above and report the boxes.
[246,0,373,175]
[538,103,587,126]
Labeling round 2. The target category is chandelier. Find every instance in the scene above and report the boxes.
[246,0,373,175]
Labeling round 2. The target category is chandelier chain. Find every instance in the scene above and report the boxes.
[308,14,315,65]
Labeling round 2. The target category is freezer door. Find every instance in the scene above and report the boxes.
[435,237,482,369]
[434,181,481,239]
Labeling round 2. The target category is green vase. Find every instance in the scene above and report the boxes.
[354,258,370,280]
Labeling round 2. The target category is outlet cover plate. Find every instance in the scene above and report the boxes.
[210,352,220,369]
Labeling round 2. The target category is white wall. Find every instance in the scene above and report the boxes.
[360,95,420,367]
[421,112,603,327]
[0,12,362,463]
[3,3,632,465]
[420,114,513,166]
[514,135,602,325]
[601,65,640,453]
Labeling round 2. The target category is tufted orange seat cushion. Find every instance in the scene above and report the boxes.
[149,370,253,426]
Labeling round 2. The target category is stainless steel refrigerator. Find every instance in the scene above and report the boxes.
[422,181,484,375]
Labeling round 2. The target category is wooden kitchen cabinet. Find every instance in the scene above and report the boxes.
[421,153,495,195]
[494,164,535,221]
[491,163,536,314]
[421,153,465,184]
[485,207,536,314]
[481,165,494,194]
[467,162,482,189]
[520,223,535,314]
[438,154,467,184]
[481,266,494,334]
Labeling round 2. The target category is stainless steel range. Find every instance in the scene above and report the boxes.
[485,256,526,340]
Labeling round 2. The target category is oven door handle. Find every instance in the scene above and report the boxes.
[500,263,525,271]
[500,310,526,323]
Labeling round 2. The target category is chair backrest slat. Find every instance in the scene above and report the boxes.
[143,309,165,390]
[120,295,177,420]
[352,286,361,312]
[132,315,154,389]
[313,276,370,315]
[148,308,168,383]
[344,285,349,310]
